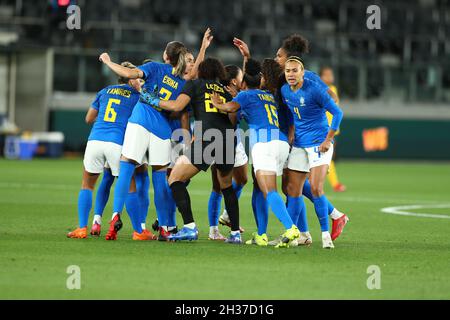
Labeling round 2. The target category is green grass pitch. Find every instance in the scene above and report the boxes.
[0,159,449,299]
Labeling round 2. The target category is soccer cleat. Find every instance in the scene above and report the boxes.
[133,229,157,241]
[208,229,226,241]
[290,232,313,246]
[158,227,171,241]
[331,214,349,241]
[218,211,245,233]
[167,226,199,241]
[105,214,123,241]
[245,232,268,246]
[298,232,313,245]
[225,232,242,244]
[151,219,159,232]
[275,225,300,248]
[67,227,88,239]
[333,183,347,193]
[90,223,101,236]
[322,232,335,249]
[268,236,282,246]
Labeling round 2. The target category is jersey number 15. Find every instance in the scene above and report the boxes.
[264,104,279,127]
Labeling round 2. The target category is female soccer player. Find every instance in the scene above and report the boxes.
[281,56,344,249]
[234,34,349,243]
[98,28,213,241]
[67,62,141,239]
[211,58,301,248]
[142,58,242,244]
[208,65,248,240]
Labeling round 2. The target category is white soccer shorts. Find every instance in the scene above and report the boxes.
[234,141,248,168]
[251,140,290,176]
[121,122,171,166]
[287,144,334,172]
[83,140,122,176]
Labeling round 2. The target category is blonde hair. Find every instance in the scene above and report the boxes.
[165,41,188,77]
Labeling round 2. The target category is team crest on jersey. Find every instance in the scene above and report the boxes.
[300,97,306,107]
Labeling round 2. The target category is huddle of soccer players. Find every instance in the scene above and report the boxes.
[67,28,349,249]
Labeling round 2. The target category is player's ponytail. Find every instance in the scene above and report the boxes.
[243,58,261,89]
[165,41,188,78]
[173,47,188,77]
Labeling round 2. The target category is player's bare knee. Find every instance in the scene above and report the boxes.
[311,184,324,197]
[286,182,301,197]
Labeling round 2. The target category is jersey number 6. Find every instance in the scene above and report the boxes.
[104,98,121,122]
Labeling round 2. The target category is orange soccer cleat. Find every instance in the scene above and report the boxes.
[133,229,157,241]
[333,183,347,193]
[67,227,88,239]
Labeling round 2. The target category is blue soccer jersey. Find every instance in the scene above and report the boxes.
[88,84,140,145]
[127,62,186,140]
[276,69,329,136]
[233,89,287,148]
[281,78,343,148]
[304,70,329,91]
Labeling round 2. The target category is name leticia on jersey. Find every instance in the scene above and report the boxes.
[205,83,225,93]
[162,75,179,90]
[257,93,275,103]
[106,87,132,98]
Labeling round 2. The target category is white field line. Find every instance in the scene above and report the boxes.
[380,204,450,219]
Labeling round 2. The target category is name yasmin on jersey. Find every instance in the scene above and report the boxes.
[106,88,132,98]
[257,93,275,103]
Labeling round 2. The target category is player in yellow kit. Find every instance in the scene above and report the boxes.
[320,66,346,192]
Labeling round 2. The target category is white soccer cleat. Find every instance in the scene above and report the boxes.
[298,232,313,246]
[208,228,226,241]
[218,209,245,233]
[218,210,230,226]
[322,232,334,249]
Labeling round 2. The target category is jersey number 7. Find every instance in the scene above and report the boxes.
[104,98,121,122]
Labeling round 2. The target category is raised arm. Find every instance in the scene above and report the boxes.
[99,53,143,79]
[233,37,251,73]
[184,28,214,80]
[210,92,240,113]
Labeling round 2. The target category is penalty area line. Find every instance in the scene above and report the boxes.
[380,204,450,219]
